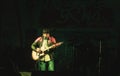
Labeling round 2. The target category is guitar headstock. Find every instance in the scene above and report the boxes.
[49,42,64,49]
[55,42,64,46]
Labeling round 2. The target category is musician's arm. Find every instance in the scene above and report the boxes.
[31,37,41,51]
[52,37,56,44]
[51,36,57,48]
[31,42,37,50]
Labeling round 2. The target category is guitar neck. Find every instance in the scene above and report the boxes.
[41,42,63,51]
[46,44,55,50]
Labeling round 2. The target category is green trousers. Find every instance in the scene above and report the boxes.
[37,60,54,71]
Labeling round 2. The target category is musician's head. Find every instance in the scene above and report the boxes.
[42,28,50,38]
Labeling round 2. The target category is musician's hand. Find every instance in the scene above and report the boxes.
[36,48,40,52]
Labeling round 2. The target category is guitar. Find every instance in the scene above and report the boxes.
[32,42,63,61]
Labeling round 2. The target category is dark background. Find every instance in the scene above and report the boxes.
[0,0,120,76]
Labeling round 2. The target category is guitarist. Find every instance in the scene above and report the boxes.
[31,28,57,71]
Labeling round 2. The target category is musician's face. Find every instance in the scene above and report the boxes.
[43,33,50,38]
